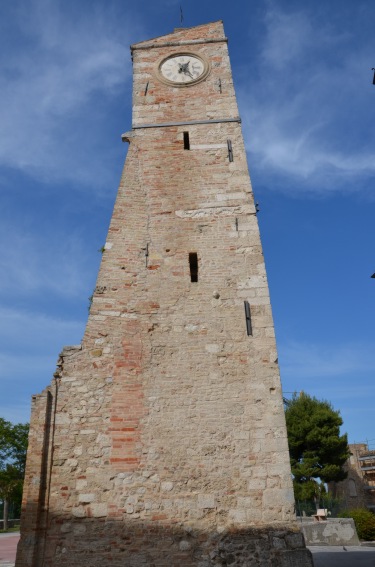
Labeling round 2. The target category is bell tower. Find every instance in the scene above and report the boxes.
[16,21,313,567]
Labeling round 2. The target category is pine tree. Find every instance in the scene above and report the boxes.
[285,393,350,501]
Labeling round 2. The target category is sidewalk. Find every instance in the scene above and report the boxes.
[309,545,375,567]
[0,532,19,567]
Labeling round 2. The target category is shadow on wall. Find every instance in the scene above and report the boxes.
[16,507,314,567]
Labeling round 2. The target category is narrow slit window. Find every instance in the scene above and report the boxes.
[189,253,198,282]
[183,131,190,150]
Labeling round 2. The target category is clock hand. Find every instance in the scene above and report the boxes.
[178,61,189,71]
[176,60,197,79]
[181,61,194,79]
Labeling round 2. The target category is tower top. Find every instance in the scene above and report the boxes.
[131,20,226,53]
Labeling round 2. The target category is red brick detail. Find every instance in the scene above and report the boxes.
[109,331,147,471]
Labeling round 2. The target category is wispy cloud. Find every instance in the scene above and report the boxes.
[0,1,139,187]
[0,306,83,351]
[260,7,316,70]
[279,338,375,440]
[0,306,85,424]
[240,3,375,194]
[0,353,57,381]
[0,219,96,298]
[279,339,374,381]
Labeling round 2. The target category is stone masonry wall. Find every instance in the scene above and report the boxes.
[16,21,313,567]
[330,443,375,510]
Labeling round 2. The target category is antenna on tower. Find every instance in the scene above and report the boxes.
[180,5,184,26]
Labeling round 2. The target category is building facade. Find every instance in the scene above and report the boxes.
[16,21,312,566]
[330,443,375,511]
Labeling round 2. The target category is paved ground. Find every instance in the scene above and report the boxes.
[309,545,375,567]
[0,532,19,567]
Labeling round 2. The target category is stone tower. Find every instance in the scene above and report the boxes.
[16,21,313,567]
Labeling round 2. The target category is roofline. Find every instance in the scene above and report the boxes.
[130,20,225,52]
[131,36,228,55]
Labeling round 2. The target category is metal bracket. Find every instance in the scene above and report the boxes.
[244,301,252,336]
[227,139,233,162]
[142,243,149,267]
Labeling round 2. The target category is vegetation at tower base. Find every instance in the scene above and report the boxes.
[285,393,350,501]
[0,418,29,530]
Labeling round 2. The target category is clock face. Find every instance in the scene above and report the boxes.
[158,53,209,86]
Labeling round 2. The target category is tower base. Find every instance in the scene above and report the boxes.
[16,520,313,567]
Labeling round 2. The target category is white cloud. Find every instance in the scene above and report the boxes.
[279,339,375,440]
[0,306,83,349]
[0,306,85,425]
[0,220,96,297]
[0,1,138,187]
[279,339,374,381]
[261,8,314,70]
[0,353,57,381]
[240,4,375,194]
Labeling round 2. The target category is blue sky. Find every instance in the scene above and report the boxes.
[1,0,374,445]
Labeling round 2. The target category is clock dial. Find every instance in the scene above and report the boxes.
[158,53,209,86]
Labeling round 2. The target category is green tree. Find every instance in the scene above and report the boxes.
[285,393,350,502]
[0,418,29,530]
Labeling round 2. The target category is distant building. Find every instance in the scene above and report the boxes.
[330,443,375,510]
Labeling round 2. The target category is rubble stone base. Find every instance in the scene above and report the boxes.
[24,521,314,567]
